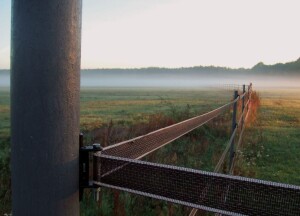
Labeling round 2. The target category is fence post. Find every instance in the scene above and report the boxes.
[11,1,82,215]
[249,83,252,101]
[247,84,250,111]
[229,90,238,171]
[242,84,246,127]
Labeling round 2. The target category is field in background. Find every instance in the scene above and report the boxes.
[80,87,232,131]
[1,87,300,215]
[236,89,300,185]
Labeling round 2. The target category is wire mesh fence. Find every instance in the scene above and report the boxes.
[94,154,300,216]
[101,98,239,160]
[82,83,300,215]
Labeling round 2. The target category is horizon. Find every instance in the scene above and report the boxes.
[1,57,299,89]
[0,57,299,71]
[1,0,300,69]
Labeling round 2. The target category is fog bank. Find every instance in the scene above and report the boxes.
[1,69,299,90]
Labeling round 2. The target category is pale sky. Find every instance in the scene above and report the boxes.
[1,0,300,69]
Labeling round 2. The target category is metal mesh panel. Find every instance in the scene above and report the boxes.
[94,155,300,216]
[101,99,238,159]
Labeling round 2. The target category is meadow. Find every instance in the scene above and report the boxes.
[79,87,232,130]
[0,87,299,215]
[236,89,300,185]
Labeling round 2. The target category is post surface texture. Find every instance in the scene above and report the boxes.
[11,1,82,215]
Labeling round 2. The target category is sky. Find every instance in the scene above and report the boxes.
[1,0,300,69]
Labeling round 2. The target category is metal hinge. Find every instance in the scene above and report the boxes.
[79,133,102,201]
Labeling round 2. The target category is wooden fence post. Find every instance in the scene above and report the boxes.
[242,84,246,127]
[229,90,238,171]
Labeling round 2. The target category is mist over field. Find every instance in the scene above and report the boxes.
[80,69,299,89]
[0,70,9,88]
[1,59,299,89]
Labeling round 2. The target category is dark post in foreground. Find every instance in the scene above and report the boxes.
[11,1,82,215]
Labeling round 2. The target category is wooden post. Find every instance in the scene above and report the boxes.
[229,90,238,171]
[249,83,252,101]
[247,84,250,111]
[11,0,82,215]
[242,84,246,127]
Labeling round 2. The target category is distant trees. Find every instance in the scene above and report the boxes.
[251,58,300,73]
[78,57,300,79]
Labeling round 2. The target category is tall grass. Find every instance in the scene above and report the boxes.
[233,90,300,185]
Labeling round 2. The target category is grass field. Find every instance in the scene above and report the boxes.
[238,89,300,185]
[0,87,299,215]
[80,87,232,130]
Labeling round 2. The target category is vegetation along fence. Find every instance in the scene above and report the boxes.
[80,83,300,216]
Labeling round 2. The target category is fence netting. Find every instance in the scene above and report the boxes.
[94,155,300,216]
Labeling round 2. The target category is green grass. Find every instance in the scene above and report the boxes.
[0,89,10,139]
[80,87,231,130]
[239,90,300,185]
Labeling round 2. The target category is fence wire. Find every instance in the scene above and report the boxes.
[94,155,300,216]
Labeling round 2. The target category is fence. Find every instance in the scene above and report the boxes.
[80,83,300,215]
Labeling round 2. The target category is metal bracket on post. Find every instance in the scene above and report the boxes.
[79,133,103,201]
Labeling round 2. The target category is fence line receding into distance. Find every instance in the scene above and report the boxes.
[80,83,300,216]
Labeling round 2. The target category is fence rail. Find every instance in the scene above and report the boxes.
[94,154,300,216]
[101,98,238,159]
